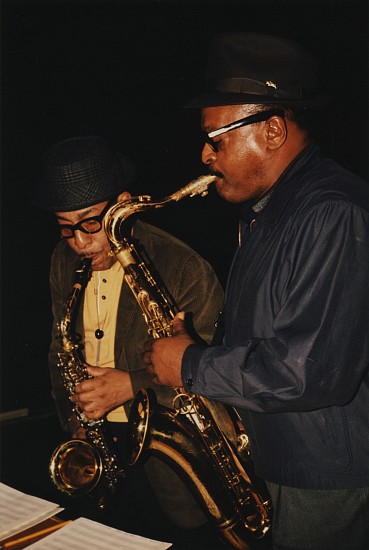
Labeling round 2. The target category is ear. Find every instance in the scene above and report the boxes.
[117,191,131,202]
[265,115,287,150]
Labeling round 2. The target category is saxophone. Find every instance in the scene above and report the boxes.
[104,175,272,549]
[49,258,125,506]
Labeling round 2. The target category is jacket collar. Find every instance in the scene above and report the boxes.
[242,142,320,226]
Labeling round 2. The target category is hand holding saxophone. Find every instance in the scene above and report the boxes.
[71,366,134,420]
[142,312,196,386]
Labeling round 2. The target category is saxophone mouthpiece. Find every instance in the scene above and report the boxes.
[169,175,216,201]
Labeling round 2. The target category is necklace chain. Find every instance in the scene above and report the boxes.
[93,272,108,364]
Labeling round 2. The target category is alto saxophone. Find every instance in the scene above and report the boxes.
[104,175,272,549]
[49,258,125,506]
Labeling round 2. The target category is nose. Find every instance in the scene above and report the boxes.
[73,230,93,250]
[201,143,216,165]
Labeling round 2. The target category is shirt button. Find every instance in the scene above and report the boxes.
[102,278,107,283]
[102,295,106,300]
[186,378,193,387]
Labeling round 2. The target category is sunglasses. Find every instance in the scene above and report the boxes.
[203,109,284,152]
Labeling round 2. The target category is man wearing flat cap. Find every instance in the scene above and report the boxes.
[33,135,225,548]
[145,33,369,549]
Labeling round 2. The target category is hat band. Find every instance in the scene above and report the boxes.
[213,78,305,99]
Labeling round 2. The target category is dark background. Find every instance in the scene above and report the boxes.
[0,0,368,502]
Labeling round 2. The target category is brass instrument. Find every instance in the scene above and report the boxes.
[49,258,125,506]
[104,175,272,549]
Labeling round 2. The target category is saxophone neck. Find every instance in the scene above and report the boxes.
[59,257,92,343]
[104,174,216,254]
[104,195,169,253]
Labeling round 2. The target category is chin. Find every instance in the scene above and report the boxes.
[216,179,258,204]
[93,263,114,271]
[216,184,243,204]
[91,255,114,271]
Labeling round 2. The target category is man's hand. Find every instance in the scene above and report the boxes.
[142,312,195,386]
[71,367,134,420]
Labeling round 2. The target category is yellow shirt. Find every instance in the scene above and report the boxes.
[83,261,128,422]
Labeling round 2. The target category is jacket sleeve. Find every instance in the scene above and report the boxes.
[48,243,76,430]
[171,253,224,344]
[182,200,369,413]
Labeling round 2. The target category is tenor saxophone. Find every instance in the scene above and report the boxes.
[49,258,125,506]
[104,175,272,549]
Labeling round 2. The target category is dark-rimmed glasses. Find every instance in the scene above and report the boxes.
[58,199,114,239]
[203,109,284,152]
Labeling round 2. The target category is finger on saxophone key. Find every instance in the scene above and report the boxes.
[171,311,186,336]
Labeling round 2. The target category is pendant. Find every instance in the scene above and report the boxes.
[95,329,104,339]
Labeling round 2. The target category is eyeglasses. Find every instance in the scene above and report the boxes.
[59,200,114,239]
[203,109,284,152]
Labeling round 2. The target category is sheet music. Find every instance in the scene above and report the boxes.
[0,483,63,540]
[26,517,172,549]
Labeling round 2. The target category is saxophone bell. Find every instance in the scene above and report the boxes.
[49,439,103,497]
[127,389,272,549]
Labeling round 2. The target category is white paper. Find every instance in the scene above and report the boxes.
[26,517,172,549]
[0,483,63,539]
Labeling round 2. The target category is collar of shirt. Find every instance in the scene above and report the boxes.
[241,142,319,226]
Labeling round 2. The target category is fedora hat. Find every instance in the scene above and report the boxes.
[186,32,328,109]
[32,136,137,211]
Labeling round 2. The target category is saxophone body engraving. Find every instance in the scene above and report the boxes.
[49,258,125,505]
[104,175,272,549]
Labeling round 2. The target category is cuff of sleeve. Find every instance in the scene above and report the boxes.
[182,344,206,391]
[129,368,153,397]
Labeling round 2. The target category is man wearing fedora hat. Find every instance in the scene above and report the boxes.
[143,33,369,549]
[33,135,225,548]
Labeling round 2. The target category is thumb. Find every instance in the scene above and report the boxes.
[172,311,187,336]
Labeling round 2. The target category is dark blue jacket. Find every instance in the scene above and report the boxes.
[183,144,369,489]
